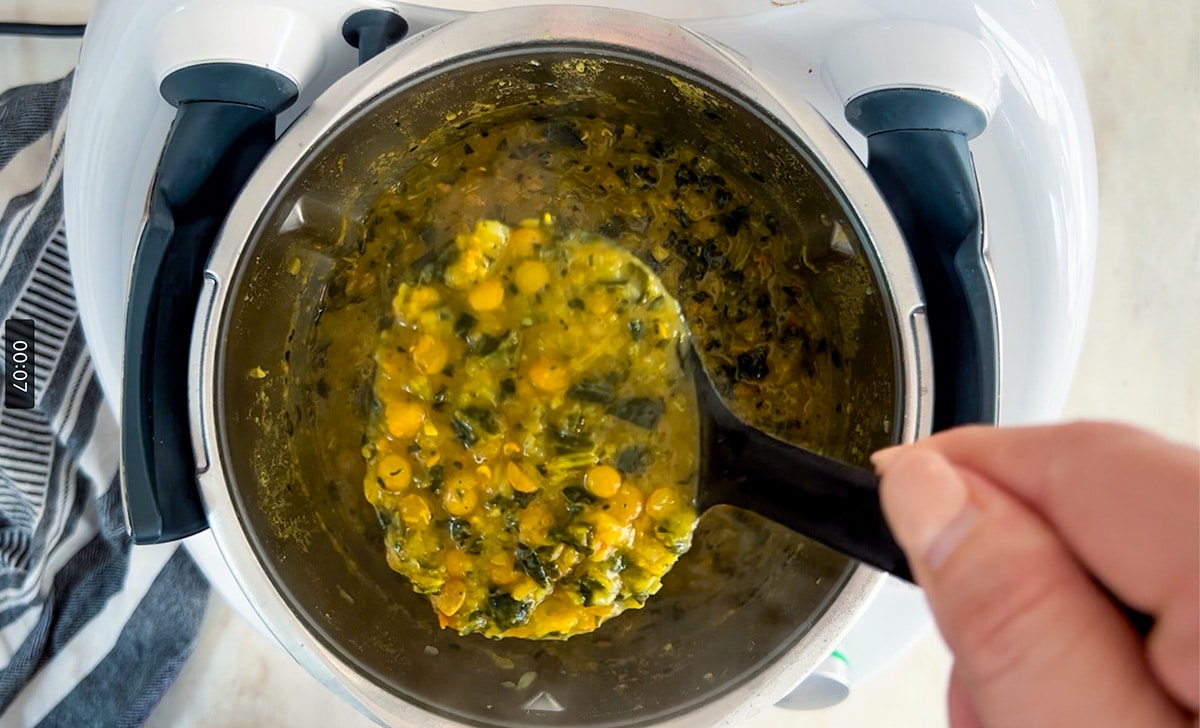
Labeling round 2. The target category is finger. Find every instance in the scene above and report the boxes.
[947,665,984,728]
[1148,579,1200,712]
[876,421,1200,710]
[879,448,1191,728]
[876,422,1199,616]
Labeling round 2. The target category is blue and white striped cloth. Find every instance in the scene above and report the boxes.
[0,76,210,727]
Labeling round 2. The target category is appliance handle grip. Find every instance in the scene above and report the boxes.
[846,88,1000,430]
[342,9,410,65]
[121,64,297,544]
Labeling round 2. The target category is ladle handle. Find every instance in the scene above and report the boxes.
[706,423,913,582]
[846,89,1000,430]
[121,64,296,544]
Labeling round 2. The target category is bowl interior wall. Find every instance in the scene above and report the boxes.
[217,48,898,727]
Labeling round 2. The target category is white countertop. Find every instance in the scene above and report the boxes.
[2,0,1196,725]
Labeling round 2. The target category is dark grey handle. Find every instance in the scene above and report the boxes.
[846,88,1000,430]
[692,348,913,582]
[121,64,297,544]
[704,422,914,582]
[342,8,410,65]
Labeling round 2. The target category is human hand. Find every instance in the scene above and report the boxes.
[872,422,1199,728]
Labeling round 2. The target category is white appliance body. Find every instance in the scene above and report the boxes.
[62,0,1096,722]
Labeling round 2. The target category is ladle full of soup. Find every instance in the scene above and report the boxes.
[362,217,699,640]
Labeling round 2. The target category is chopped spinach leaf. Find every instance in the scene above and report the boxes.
[551,413,593,454]
[567,379,615,405]
[615,445,651,475]
[413,246,455,285]
[487,495,521,532]
[713,186,733,210]
[515,543,550,587]
[545,120,587,149]
[563,485,597,506]
[449,518,482,554]
[559,522,594,550]
[608,397,665,430]
[552,432,594,456]
[578,576,606,606]
[487,592,532,629]
[719,205,751,236]
[674,163,699,188]
[448,517,470,546]
[450,413,478,447]
[467,332,502,356]
[454,312,477,338]
[459,406,500,435]
[427,464,445,493]
[561,485,597,515]
[598,216,628,238]
[736,347,770,381]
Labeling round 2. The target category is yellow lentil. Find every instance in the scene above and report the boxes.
[585,465,622,498]
[376,454,412,492]
[385,401,426,440]
[514,260,550,294]
[506,461,539,493]
[411,335,447,374]
[528,357,569,393]
[468,279,506,312]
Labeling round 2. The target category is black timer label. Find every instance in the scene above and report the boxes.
[5,318,35,410]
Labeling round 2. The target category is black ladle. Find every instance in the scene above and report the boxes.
[688,346,914,582]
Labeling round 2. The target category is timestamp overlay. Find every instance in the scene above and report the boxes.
[5,318,35,409]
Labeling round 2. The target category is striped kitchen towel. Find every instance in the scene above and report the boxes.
[0,76,210,727]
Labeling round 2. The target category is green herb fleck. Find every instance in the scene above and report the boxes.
[567,379,615,405]
[562,485,597,515]
[450,413,478,447]
[615,445,651,474]
[551,414,594,454]
[608,397,665,430]
[487,592,532,629]
[454,312,477,338]
[467,332,502,356]
[427,464,445,493]
[448,518,482,554]
[515,543,550,587]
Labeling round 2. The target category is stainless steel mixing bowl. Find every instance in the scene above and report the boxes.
[190,7,931,726]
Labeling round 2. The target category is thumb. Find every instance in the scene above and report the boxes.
[876,448,1189,728]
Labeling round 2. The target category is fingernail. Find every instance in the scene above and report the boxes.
[870,445,907,472]
[879,450,978,571]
